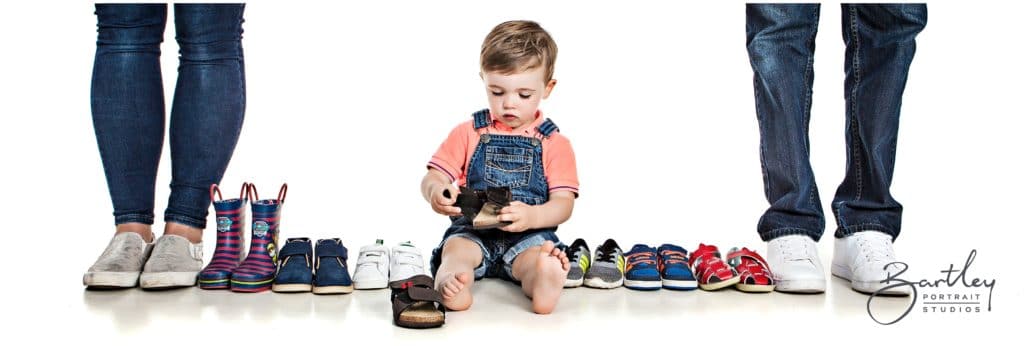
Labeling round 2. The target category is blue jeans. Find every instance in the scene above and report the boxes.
[91,4,246,229]
[746,4,926,242]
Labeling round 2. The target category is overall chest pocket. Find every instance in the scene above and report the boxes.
[484,146,533,189]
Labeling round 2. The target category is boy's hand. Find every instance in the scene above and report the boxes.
[498,201,537,232]
[430,184,462,217]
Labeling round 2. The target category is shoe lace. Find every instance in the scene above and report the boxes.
[857,234,896,264]
[778,238,813,262]
[660,250,688,266]
[595,248,618,262]
[566,246,581,262]
[626,252,656,267]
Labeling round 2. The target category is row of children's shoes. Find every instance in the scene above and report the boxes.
[563,238,775,292]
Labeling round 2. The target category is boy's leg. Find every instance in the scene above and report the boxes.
[435,237,484,311]
[511,240,569,315]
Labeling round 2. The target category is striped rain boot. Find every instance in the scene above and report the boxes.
[231,183,288,292]
[199,183,250,289]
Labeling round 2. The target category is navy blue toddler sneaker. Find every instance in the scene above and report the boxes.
[313,238,354,294]
[272,238,314,293]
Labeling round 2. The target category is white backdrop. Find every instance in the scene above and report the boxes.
[1,0,1020,343]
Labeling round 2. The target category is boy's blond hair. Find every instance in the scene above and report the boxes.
[480,20,558,82]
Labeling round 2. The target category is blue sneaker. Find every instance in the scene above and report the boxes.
[313,238,354,294]
[657,244,698,290]
[624,244,661,290]
[272,238,314,293]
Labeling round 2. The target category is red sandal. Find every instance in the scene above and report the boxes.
[726,247,775,293]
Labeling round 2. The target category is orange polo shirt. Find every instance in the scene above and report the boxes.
[428,111,579,196]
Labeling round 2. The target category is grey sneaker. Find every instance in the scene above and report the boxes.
[583,239,624,288]
[564,238,590,288]
[83,232,154,288]
[139,235,203,289]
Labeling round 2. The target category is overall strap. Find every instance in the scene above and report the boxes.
[536,118,559,138]
[472,109,491,129]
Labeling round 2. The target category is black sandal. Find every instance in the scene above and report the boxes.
[450,186,512,229]
[390,275,445,328]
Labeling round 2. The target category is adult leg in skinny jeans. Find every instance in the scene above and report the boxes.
[163,3,247,243]
[84,4,166,288]
[746,4,826,293]
[138,4,248,289]
[829,4,926,295]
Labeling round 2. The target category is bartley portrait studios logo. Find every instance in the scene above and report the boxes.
[866,250,996,325]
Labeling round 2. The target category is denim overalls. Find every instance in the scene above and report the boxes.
[430,109,562,281]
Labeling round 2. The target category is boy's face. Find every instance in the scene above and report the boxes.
[481,66,556,131]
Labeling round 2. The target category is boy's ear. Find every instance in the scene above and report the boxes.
[543,79,557,99]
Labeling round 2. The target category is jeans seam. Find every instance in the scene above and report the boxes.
[801,5,819,209]
[849,5,865,203]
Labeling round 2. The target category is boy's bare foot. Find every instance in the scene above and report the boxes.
[529,241,569,314]
[439,272,474,311]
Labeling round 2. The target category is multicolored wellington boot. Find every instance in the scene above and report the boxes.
[231,183,288,293]
[199,183,250,289]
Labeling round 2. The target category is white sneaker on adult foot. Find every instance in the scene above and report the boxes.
[352,240,389,289]
[832,230,910,296]
[139,235,203,289]
[766,234,826,293]
[390,241,427,283]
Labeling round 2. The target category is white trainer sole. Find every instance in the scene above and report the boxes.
[139,271,198,289]
[83,271,140,288]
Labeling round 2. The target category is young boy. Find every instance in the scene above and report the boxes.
[421,20,578,315]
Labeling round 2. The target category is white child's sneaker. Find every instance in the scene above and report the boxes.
[766,234,826,293]
[832,230,910,296]
[390,241,427,282]
[352,239,389,289]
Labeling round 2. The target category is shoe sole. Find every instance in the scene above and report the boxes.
[624,279,662,290]
[583,276,623,289]
[313,285,354,294]
[773,278,826,293]
[199,278,230,290]
[662,278,698,290]
[139,271,198,289]
[353,279,389,290]
[699,276,741,291]
[272,283,313,293]
[83,271,140,288]
[564,277,584,288]
[831,263,910,296]
[736,283,775,293]
[231,278,274,292]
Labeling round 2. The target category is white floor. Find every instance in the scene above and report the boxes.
[59,261,1010,345]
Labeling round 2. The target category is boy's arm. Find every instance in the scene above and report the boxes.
[422,168,461,216]
[498,190,575,232]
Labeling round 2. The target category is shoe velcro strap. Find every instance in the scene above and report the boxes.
[316,246,347,258]
[278,245,311,258]
[727,249,769,269]
[406,286,443,303]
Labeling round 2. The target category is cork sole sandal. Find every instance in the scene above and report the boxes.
[391,275,445,328]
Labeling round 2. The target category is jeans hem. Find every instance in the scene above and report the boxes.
[834,224,899,241]
[114,213,154,226]
[164,213,206,229]
[760,227,822,242]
